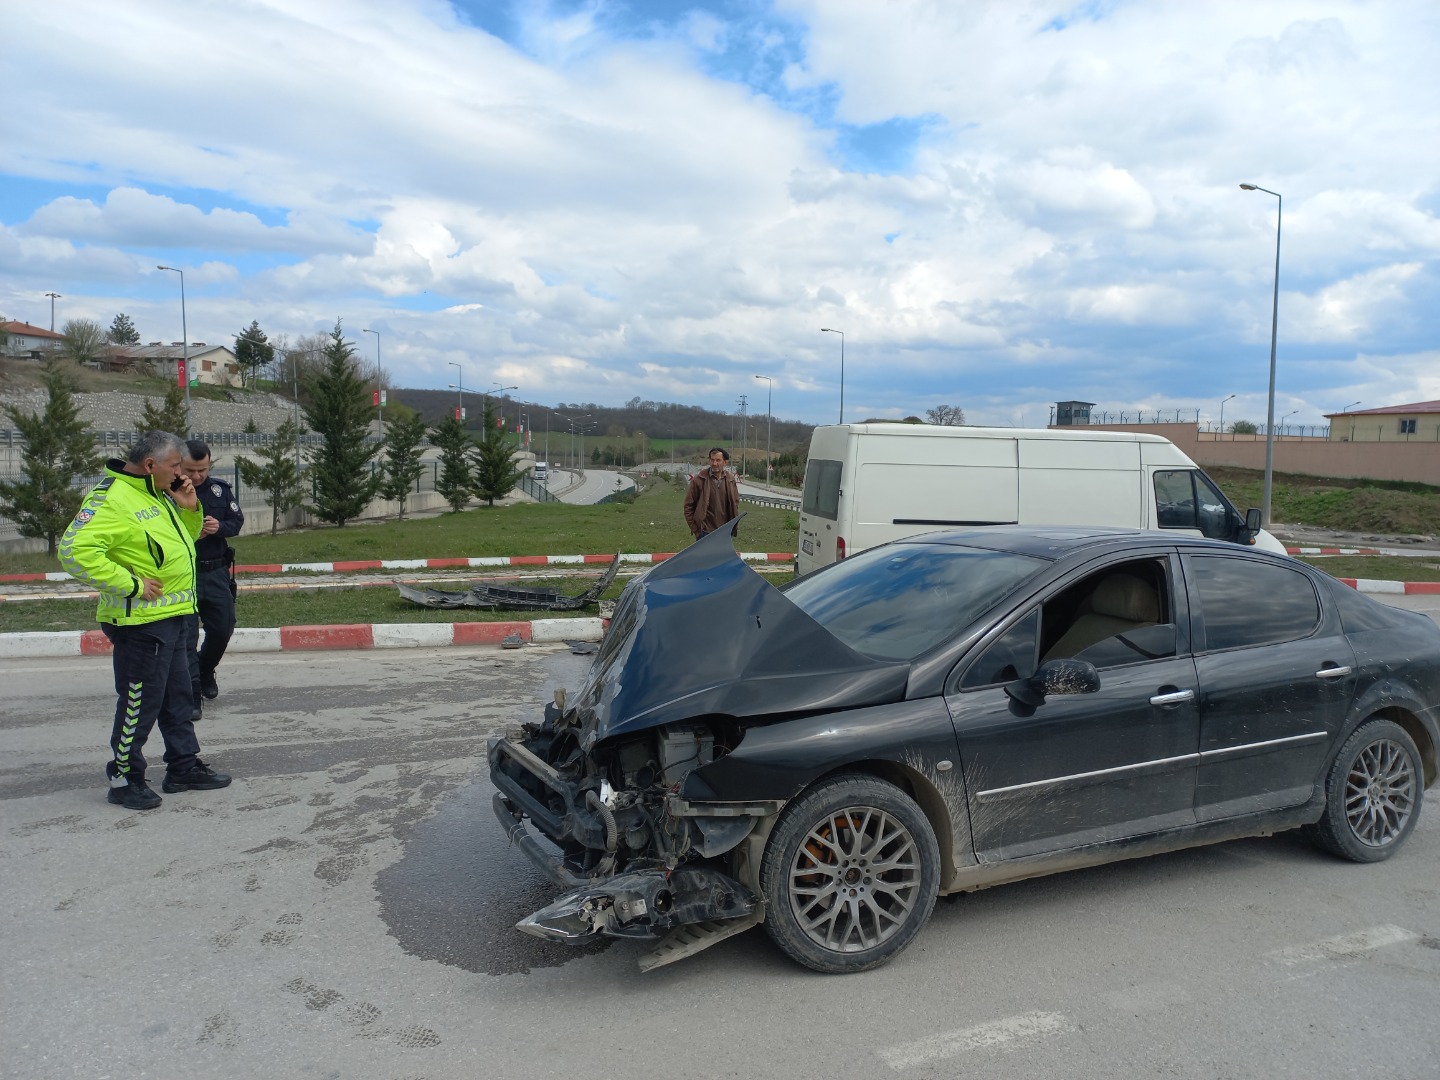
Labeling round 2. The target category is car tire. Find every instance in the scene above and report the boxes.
[1304,719,1423,863]
[759,774,939,974]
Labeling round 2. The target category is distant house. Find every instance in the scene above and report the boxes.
[0,320,65,359]
[1325,400,1440,442]
[121,343,241,387]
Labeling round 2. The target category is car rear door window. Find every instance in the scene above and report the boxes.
[1191,556,1319,651]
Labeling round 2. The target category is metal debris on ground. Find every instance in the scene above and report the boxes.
[394,554,621,611]
[500,633,525,649]
[564,640,599,655]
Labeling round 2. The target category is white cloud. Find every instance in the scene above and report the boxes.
[0,0,1436,425]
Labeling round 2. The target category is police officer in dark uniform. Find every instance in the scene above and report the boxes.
[181,440,244,717]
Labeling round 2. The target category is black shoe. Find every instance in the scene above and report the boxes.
[162,760,232,793]
[108,778,162,810]
[191,691,203,723]
[200,671,219,700]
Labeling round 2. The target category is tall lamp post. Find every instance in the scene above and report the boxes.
[362,328,383,438]
[820,328,844,424]
[156,266,190,434]
[485,384,518,422]
[1241,183,1281,525]
[1218,393,1236,434]
[1340,401,1361,442]
[45,292,61,332]
[447,361,465,423]
[754,374,773,488]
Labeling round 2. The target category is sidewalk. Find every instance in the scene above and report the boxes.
[0,615,605,660]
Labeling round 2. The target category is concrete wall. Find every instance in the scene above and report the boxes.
[1075,422,1440,487]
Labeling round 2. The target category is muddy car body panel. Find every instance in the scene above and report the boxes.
[488,523,1440,973]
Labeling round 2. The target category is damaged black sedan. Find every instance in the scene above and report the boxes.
[488,524,1440,973]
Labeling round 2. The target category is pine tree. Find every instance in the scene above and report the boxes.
[378,411,428,520]
[234,320,275,389]
[302,320,380,527]
[430,414,475,513]
[237,417,307,535]
[473,401,519,507]
[136,383,189,437]
[107,313,140,345]
[0,360,103,555]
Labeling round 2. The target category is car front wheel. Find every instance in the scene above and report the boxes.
[1305,719,1423,863]
[759,774,939,974]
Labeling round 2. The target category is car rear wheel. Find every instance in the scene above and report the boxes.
[759,774,939,974]
[1305,719,1423,863]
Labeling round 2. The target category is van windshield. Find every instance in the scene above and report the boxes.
[782,542,1047,660]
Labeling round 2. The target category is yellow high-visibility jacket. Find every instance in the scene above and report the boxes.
[58,459,203,626]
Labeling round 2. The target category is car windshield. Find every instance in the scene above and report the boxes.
[783,542,1048,661]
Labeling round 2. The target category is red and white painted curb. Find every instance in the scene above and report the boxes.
[0,550,796,584]
[0,617,605,660]
[1333,579,1440,595]
[1285,546,1383,556]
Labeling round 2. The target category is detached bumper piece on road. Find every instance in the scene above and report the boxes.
[396,554,621,611]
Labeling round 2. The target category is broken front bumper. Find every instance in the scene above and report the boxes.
[488,734,772,945]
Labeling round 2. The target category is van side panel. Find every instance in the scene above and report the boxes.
[1016,439,1143,527]
[854,434,1018,532]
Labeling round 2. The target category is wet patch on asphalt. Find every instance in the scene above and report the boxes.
[375,648,607,975]
[375,777,611,974]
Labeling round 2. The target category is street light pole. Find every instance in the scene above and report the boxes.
[156,267,190,434]
[362,329,383,438]
[1241,183,1281,525]
[448,362,465,422]
[754,374,773,489]
[485,384,518,421]
[1219,393,1236,434]
[45,292,61,332]
[820,328,844,424]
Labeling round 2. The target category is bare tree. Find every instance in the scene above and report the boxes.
[61,318,107,365]
[925,405,966,426]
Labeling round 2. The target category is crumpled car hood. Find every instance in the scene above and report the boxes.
[573,522,910,749]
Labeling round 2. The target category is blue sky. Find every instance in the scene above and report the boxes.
[2,0,1438,429]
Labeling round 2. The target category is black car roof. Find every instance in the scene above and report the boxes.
[890,525,1270,560]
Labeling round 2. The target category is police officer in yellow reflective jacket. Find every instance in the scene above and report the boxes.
[59,431,233,811]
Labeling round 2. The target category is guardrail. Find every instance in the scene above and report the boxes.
[741,492,800,510]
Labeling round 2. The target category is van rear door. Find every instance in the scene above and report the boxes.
[798,457,843,575]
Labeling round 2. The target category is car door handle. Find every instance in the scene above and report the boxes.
[1315,665,1352,679]
[1150,689,1195,706]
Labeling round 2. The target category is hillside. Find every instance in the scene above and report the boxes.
[0,358,814,455]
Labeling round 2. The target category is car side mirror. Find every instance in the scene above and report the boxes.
[1243,507,1262,544]
[1004,658,1101,715]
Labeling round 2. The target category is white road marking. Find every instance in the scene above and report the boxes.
[879,1011,1072,1070]
[1267,925,1419,966]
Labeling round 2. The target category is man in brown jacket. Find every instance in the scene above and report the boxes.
[683,448,740,539]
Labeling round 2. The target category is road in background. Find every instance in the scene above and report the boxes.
[2,601,1439,1078]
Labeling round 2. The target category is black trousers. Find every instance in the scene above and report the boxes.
[187,566,236,685]
[102,618,200,783]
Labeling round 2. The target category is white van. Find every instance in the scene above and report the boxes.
[796,424,1283,576]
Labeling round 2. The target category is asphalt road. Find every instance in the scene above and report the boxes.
[548,467,635,504]
[3,609,1440,1079]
